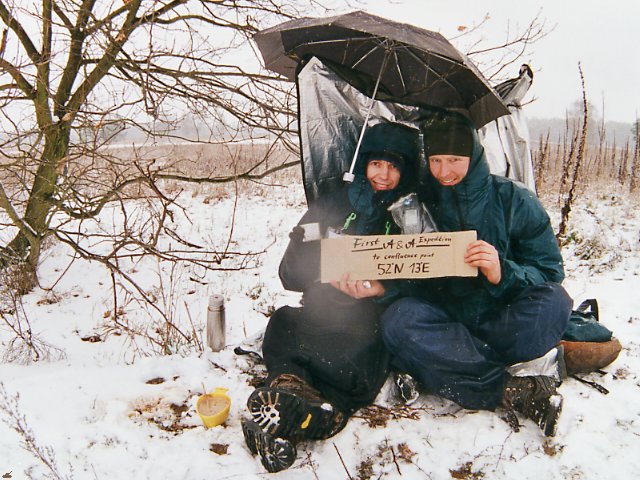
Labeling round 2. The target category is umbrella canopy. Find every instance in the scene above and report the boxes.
[254,10,509,128]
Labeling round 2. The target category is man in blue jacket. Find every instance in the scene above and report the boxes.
[379,112,572,437]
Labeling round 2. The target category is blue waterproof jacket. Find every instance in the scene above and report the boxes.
[415,125,564,323]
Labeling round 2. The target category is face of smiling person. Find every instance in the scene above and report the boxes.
[428,155,471,187]
[366,159,402,191]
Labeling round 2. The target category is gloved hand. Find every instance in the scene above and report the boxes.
[288,225,305,243]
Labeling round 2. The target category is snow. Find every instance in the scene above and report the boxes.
[1,183,639,480]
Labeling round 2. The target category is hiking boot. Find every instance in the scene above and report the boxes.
[502,374,563,437]
[560,339,622,374]
[247,375,346,440]
[242,418,296,473]
[269,373,326,402]
[394,372,419,405]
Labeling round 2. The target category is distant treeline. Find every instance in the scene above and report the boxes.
[527,117,636,147]
[107,115,636,149]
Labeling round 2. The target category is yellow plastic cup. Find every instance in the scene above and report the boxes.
[196,387,231,428]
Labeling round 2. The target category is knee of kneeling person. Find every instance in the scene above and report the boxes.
[380,297,430,343]
[545,283,573,324]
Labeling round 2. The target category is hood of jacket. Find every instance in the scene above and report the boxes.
[346,121,421,234]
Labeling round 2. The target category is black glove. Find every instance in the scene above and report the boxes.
[288,225,305,243]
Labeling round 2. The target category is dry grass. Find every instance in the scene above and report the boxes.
[0,140,301,205]
[99,141,296,176]
[533,141,639,200]
[97,141,301,200]
[2,122,636,209]
[103,130,636,205]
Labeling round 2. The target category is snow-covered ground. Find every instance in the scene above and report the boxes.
[1,181,639,480]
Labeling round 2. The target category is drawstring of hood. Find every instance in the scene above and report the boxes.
[342,212,357,231]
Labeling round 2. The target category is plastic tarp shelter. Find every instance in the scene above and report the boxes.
[297,57,536,205]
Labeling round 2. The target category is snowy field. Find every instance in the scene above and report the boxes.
[1,178,639,480]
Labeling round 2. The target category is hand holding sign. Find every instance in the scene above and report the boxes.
[330,273,385,299]
[464,239,501,284]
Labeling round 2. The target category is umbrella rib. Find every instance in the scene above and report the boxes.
[400,45,462,91]
[292,36,390,71]
[295,36,465,92]
[390,48,407,95]
[293,36,376,46]
[350,37,388,69]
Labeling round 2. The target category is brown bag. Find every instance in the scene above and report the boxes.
[559,338,622,375]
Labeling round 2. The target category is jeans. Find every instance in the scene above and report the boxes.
[380,283,572,410]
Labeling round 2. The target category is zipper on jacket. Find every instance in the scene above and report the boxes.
[341,212,357,232]
[452,189,467,231]
[341,212,392,236]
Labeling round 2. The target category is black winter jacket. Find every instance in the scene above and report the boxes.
[279,176,400,293]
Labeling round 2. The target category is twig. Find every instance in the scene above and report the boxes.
[571,374,610,395]
[208,359,227,373]
[333,442,353,480]
[495,429,514,470]
[183,300,203,352]
[0,383,72,480]
[306,451,320,480]
[389,444,402,476]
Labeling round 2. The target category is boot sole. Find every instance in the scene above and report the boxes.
[242,418,296,473]
[247,387,343,440]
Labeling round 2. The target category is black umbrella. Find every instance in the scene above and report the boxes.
[254,10,509,129]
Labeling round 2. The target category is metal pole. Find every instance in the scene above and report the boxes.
[343,49,391,183]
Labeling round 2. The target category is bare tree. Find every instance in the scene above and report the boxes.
[456,9,550,84]
[0,0,310,285]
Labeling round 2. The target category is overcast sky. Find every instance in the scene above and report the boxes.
[334,0,639,123]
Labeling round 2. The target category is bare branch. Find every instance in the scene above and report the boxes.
[0,1,41,63]
[463,10,552,82]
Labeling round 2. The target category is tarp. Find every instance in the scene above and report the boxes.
[297,57,536,204]
[297,56,429,204]
[478,65,536,192]
[479,107,536,192]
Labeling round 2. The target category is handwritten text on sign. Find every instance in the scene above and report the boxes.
[320,231,477,282]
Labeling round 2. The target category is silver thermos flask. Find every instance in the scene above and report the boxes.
[206,294,226,352]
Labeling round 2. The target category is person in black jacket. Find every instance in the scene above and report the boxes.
[242,121,420,473]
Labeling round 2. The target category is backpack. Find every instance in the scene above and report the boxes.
[560,298,621,378]
[562,298,613,342]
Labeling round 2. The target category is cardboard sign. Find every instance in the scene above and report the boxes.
[320,231,477,282]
